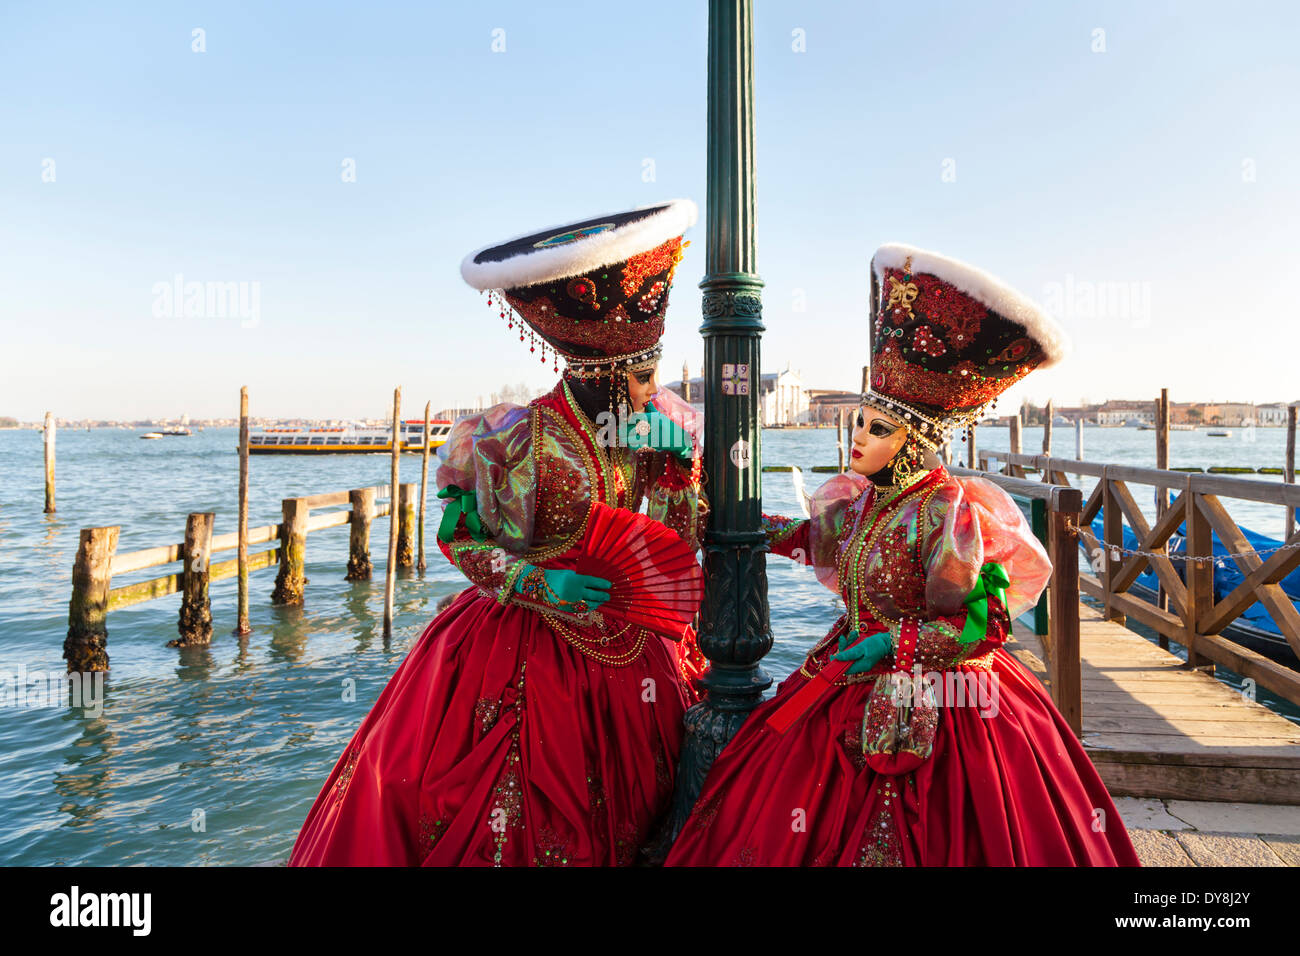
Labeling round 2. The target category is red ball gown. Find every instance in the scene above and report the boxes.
[289,381,707,866]
[665,464,1140,867]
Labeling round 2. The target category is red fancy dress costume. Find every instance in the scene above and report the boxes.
[290,201,708,866]
[666,243,1140,866]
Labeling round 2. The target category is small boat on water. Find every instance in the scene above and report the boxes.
[247,420,454,455]
[1207,430,1232,437]
[162,426,192,436]
[141,432,164,440]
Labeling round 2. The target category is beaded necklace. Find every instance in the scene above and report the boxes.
[527,406,596,563]
[835,467,936,614]
[526,383,646,668]
[801,466,944,683]
[540,612,648,667]
[561,379,636,506]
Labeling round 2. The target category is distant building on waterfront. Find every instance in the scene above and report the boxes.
[662,362,809,426]
[759,367,808,426]
[1257,402,1297,426]
[1199,402,1258,426]
[436,405,483,423]
[806,389,860,425]
[1096,400,1156,426]
[1045,404,1095,423]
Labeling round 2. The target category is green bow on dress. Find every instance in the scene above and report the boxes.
[436,484,487,543]
[957,561,1010,646]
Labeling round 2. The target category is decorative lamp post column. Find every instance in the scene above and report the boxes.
[668,0,771,835]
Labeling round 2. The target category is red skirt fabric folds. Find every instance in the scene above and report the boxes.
[665,648,1140,866]
[289,587,696,866]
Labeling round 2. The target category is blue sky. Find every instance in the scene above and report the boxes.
[2,0,1297,421]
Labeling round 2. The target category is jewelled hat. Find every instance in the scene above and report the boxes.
[864,242,1070,450]
[460,200,697,376]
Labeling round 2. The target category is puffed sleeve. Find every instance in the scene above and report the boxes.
[433,403,537,603]
[899,476,1052,669]
[761,472,873,593]
[638,385,708,552]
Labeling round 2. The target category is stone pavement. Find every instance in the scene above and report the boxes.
[1115,797,1300,866]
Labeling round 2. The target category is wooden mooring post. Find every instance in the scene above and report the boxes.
[1154,389,1171,648]
[837,408,845,473]
[1042,399,1053,455]
[1008,412,1022,477]
[1046,486,1083,736]
[384,387,401,639]
[397,483,417,568]
[1287,403,1296,542]
[346,487,376,580]
[64,527,120,671]
[1183,475,1213,671]
[172,512,215,646]
[271,497,310,605]
[1101,466,1126,626]
[842,408,852,473]
[418,402,432,572]
[43,412,56,514]
[235,386,251,636]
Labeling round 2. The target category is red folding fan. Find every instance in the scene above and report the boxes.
[566,502,704,641]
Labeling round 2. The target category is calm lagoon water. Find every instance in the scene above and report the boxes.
[0,422,1294,864]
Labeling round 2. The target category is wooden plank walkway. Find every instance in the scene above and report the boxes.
[1006,600,1300,805]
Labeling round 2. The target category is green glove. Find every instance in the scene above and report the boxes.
[831,628,893,675]
[513,565,612,611]
[620,403,694,460]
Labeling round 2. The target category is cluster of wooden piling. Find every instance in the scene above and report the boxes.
[61,483,419,669]
[62,386,437,671]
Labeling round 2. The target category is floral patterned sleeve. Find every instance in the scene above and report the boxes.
[638,385,708,552]
[433,404,539,608]
[761,513,810,561]
[437,530,530,605]
[638,450,708,553]
[762,472,873,593]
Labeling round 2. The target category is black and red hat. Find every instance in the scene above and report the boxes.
[865,243,1070,449]
[460,200,697,376]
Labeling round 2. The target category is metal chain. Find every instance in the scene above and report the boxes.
[1063,518,1300,564]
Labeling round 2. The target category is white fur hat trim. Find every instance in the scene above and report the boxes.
[461,199,698,291]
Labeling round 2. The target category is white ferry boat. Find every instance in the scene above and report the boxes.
[247,420,454,455]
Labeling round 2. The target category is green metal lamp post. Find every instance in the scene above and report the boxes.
[667,0,772,835]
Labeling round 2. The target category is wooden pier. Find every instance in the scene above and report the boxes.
[1007,600,1300,805]
[959,430,1300,808]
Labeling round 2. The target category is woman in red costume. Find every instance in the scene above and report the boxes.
[666,243,1140,866]
[290,201,709,866]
